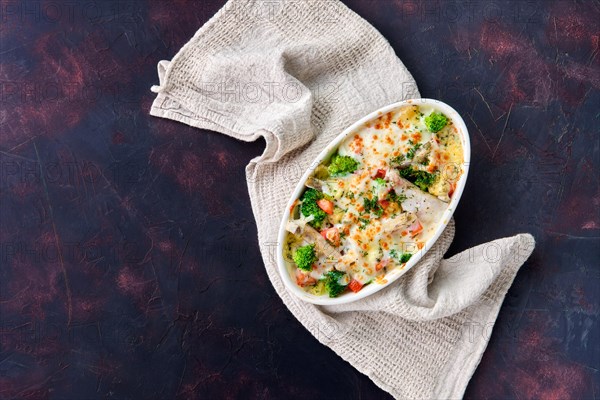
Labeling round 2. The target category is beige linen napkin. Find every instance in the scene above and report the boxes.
[149,0,536,398]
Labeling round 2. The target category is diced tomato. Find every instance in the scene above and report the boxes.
[296,270,317,287]
[448,182,456,198]
[348,280,363,293]
[408,219,423,237]
[378,199,390,209]
[320,227,340,246]
[316,199,334,214]
[373,169,386,179]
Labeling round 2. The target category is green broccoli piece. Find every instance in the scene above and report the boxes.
[328,154,359,176]
[293,244,318,271]
[389,249,412,263]
[374,177,387,185]
[399,167,437,191]
[399,253,412,263]
[300,188,327,229]
[424,112,448,133]
[324,270,347,298]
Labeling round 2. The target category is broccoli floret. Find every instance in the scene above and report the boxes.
[399,253,412,263]
[390,249,412,263]
[374,177,387,185]
[293,244,317,271]
[328,154,359,176]
[399,167,437,191]
[324,270,347,298]
[424,112,448,133]
[300,188,327,229]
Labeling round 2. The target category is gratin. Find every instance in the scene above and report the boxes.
[279,100,469,302]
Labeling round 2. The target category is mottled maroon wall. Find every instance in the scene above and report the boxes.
[0,0,598,399]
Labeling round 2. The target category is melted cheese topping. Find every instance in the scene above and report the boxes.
[287,104,464,295]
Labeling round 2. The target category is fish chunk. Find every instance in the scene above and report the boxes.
[305,177,328,192]
[285,218,342,261]
[300,224,342,260]
[387,170,447,228]
[381,212,415,233]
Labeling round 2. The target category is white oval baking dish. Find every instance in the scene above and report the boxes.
[277,99,470,305]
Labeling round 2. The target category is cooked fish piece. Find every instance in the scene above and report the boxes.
[380,212,415,233]
[388,171,447,228]
[305,176,328,192]
[285,216,341,261]
[300,224,342,260]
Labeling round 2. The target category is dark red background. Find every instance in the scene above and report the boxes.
[0,0,598,398]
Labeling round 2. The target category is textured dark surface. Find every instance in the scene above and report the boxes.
[0,0,598,399]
